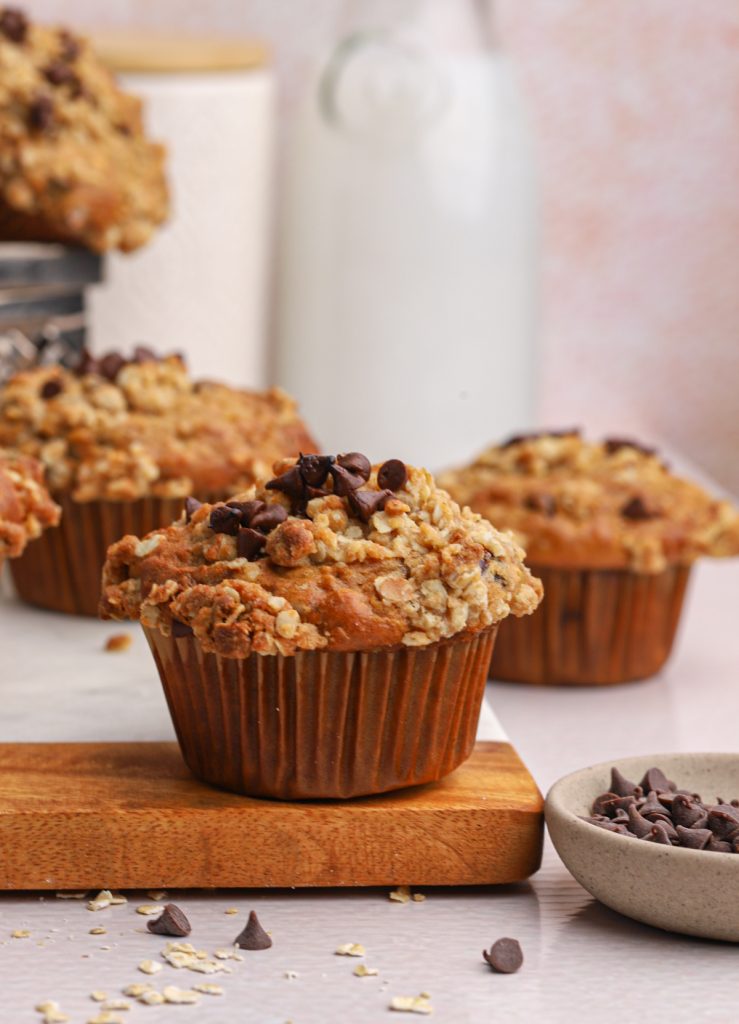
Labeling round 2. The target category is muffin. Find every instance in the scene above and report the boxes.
[0,349,317,615]
[440,431,739,685]
[0,6,167,251]
[0,448,59,566]
[100,452,543,799]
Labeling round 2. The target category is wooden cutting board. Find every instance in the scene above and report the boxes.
[0,741,543,890]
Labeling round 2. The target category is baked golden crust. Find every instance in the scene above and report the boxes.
[0,357,317,502]
[0,7,167,251]
[0,447,59,560]
[100,458,543,658]
[439,432,739,573]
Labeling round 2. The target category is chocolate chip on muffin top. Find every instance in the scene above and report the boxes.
[0,352,317,503]
[100,454,543,658]
[439,432,739,573]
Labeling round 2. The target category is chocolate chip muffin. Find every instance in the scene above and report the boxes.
[0,349,317,615]
[0,7,167,251]
[101,453,542,798]
[440,431,739,685]
[0,448,59,565]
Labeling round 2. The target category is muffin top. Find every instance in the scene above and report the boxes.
[0,351,317,502]
[0,6,167,251]
[0,447,59,560]
[439,431,739,573]
[101,453,543,658]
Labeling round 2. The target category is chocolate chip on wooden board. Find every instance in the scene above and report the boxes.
[147,904,191,937]
[234,910,272,950]
[583,766,739,854]
[482,937,523,974]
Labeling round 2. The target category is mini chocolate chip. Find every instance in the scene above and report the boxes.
[620,496,657,520]
[250,504,288,533]
[600,795,638,818]
[0,7,28,42]
[336,452,371,481]
[479,552,492,574]
[592,792,620,816]
[266,465,307,502]
[502,428,580,448]
[627,805,655,838]
[29,95,54,132]
[330,463,365,496]
[377,459,407,492]
[209,505,242,536]
[604,437,657,457]
[523,493,556,516]
[348,489,393,522]
[645,822,672,845]
[171,619,193,638]
[40,378,62,399]
[706,808,739,840]
[185,496,202,522]
[610,767,641,798]
[482,937,523,974]
[298,453,334,487]
[706,836,732,853]
[76,348,99,376]
[43,61,77,87]
[146,903,191,937]
[133,344,158,363]
[585,818,634,835]
[672,794,706,828]
[237,527,266,561]
[58,29,79,62]
[234,910,272,950]
[640,768,675,793]
[676,825,711,850]
[98,351,126,381]
[640,791,669,820]
[226,500,265,526]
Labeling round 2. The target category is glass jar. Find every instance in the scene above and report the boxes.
[275,0,537,469]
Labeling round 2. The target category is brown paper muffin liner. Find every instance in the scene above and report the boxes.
[491,564,691,686]
[9,493,206,617]
[144,624,498,800]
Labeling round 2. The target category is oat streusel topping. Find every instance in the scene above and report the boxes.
[0,355,317,502]
[101,455,543,657]
[0,7,167,251]
[0,447,59,560]
[439,432,739,573]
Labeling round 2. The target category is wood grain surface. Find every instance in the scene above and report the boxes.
[0,741,543,890]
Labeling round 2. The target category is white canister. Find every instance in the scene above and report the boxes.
[88,35,274,387]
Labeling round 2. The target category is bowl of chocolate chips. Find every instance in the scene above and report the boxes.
[546,753,739,941]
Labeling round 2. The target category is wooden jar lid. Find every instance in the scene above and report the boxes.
[92,32,270,73]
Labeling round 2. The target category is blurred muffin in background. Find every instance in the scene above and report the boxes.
[0,348,317,615]
[440,430,739,685]
[0,6,167,251]
[0,448,59,567]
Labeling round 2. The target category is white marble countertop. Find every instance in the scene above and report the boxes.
[0,556,737,1023]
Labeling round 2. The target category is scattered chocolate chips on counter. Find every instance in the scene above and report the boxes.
[146,903,192,938]
[583,766,739,853]
[482,937,523,974]
[234,910,272,950]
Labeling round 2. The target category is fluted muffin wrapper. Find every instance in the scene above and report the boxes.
[491,564,691,686]
[144,624,498,800]
[10,493,218,617]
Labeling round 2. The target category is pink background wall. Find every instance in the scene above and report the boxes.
[27,0,739,493]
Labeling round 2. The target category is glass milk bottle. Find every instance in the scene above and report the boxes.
[275,0,537,470]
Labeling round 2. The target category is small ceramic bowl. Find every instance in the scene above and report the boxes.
[546,753,739,942]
